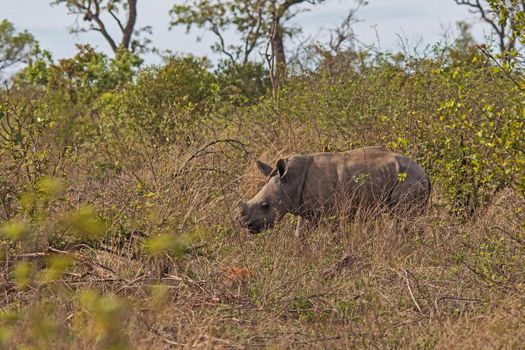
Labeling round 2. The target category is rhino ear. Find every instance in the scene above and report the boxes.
[255,160,273,176]
[276,158,288,178]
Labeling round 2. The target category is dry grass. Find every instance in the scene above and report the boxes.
[1,37,524,347]
[2,136,524,349]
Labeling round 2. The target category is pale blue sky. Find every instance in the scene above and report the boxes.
[4,0,489,67]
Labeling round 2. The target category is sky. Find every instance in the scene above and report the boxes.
[3,0,490,70]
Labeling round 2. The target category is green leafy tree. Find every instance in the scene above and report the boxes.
[171,0,267,65]
[51,0,152,54]
[453,0,524,55]
[13,44,54,85]
[170,0,323,82]
[111,55,220,144]
[487,0,525,195]
[215,59,269,103]
[16,44,140,95]
[487,0,525,46]
[0,19,37,74]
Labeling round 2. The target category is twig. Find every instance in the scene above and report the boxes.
[491,225,525,246]
[403,269,423,313]
[47,247,117,275]
[290,335,343,345]
[438,296,483,303]
[115,274,148,295]
[174,139,249,177]
[477,45,525,91]
[9,246,117,276]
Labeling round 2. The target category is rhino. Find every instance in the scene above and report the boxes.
[238,146,431,236]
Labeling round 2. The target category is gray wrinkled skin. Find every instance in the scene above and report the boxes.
[238,146,431,235]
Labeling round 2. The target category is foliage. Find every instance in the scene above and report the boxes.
[107,55,220,145]
[170,0,324,82]
[453,0,523,56]
[0,19,37,74]
[488,0,525,47]
[215,59,270,104]
[170,0,268,64]
[16,44,141,94]
[13,44,54,85]
[1,15,525,348]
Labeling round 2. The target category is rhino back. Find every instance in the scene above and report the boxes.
[298,147,420,215]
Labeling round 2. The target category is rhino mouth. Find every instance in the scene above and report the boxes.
[240,219,273,234]
[247,223,263,234]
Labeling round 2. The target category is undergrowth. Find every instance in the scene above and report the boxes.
[0,40,524,348]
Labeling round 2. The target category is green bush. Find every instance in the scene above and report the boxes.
[106,55,220,145]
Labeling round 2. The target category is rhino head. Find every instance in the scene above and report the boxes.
[238,156,308,234]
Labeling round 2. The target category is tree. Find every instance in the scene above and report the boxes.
[287,0,366,77]
[314,0,367,58]
[455,21,476,51]
[171,0,267,65]
[51,0,152,54]
[488,0,525,46]
[0,19,37,74]
[267,0,323,82]
[170,0,322,82]
[453,0,524,55]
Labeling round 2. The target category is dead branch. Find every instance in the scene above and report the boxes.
[173,139,249,177]
[10,246,117,276]
[403,269,423,313]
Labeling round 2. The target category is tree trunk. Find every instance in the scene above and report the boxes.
[121,0,137,50]
[271,21,286,85]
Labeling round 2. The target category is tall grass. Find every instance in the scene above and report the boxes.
[1,44,524,348]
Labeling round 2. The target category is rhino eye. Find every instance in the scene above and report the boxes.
[261,202,269,209]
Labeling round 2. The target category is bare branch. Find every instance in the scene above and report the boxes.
[54,0,145,54]
[209,20,237,64]
[453,0,517,54]
[243,1,265,64]
[92,13,118,52]
[108,8,126,32]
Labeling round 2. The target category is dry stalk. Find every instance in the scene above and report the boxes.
[12,246,117,276]
[403,268,423,314]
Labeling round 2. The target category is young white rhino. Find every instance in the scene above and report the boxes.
[238,146,431,236]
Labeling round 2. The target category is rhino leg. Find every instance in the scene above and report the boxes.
[388,177,430,215]
[295,214,343,240]
[295,216,307,238]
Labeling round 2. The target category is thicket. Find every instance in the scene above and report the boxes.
[1,29,525,347]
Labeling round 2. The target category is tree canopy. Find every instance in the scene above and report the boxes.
[0,19,37,75]
[454,0,525,56]
[170,0,323,83]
